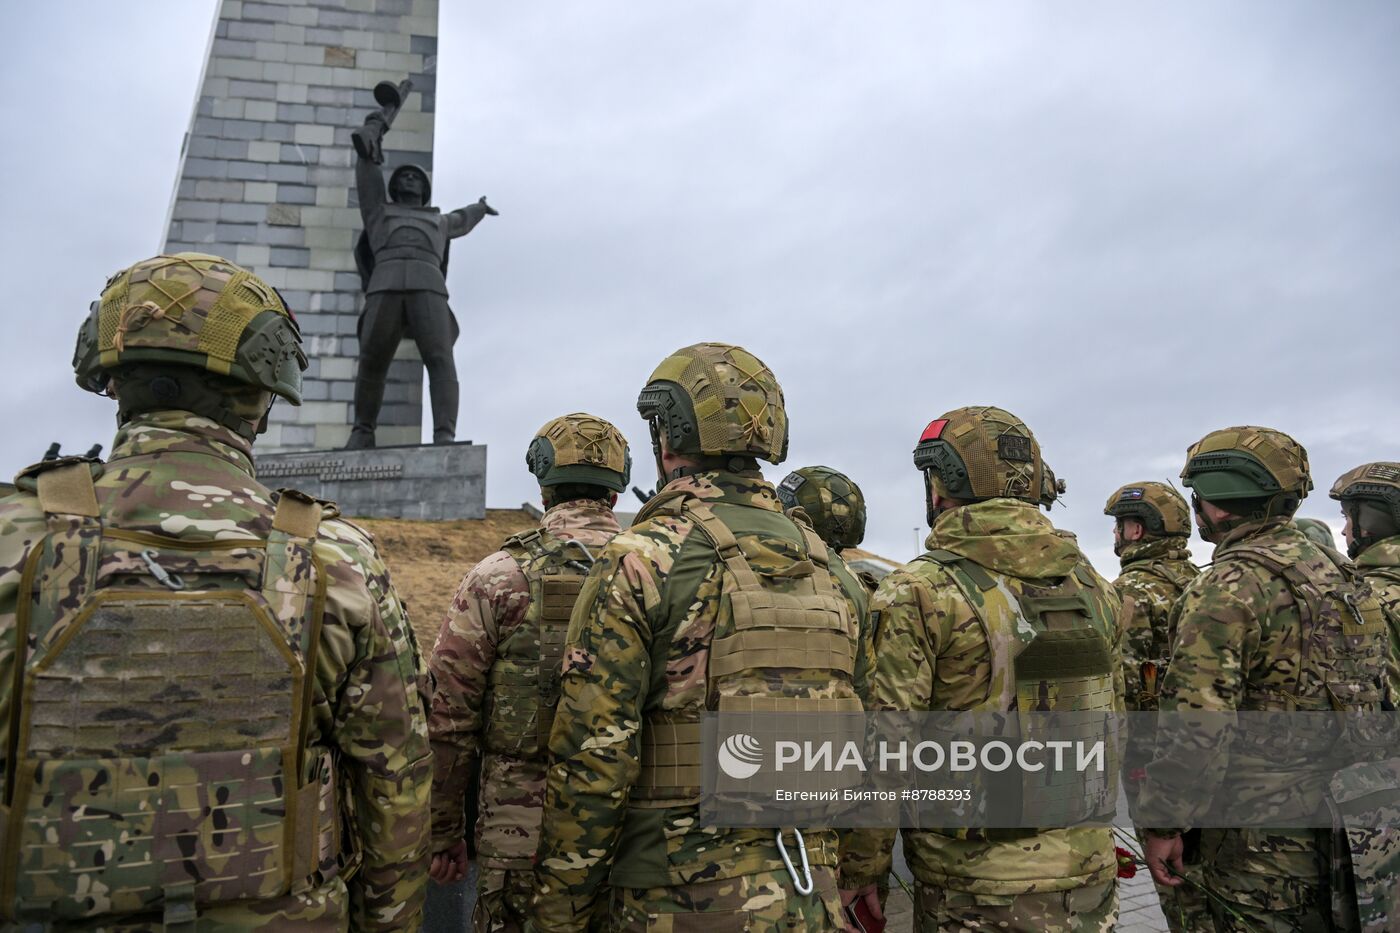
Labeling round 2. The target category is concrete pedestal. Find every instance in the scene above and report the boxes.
[255,442,486,520]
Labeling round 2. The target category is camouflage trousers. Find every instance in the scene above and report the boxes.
[473,867,534,932]
[10,879,352,931]
[910,878,1117,933]
[607,866,842,931]
[1198,828,1330,933]
[1135,828,1211,933]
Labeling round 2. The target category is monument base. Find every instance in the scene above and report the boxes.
[255,442,487,521]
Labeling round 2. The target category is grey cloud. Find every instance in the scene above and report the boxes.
[4,1,1398,581]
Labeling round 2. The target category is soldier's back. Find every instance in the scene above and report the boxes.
[0,412,430,930]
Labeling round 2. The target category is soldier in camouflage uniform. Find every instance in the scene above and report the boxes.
[1332,462,1400,663]
[1103,482,1206,932]
[841,407,1124,933]
[0,254,431,930]
[1140,427,1390,933]
[776,465,874,598]
[528,343,873,931]
[428,413,630,931]
[1327,463,1400,933]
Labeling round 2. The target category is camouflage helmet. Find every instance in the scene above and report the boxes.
[776,465,867,550]
[1040,462,1067,511]
[912,406,1042,504]
[1330,462,1400,526]
[74,253,306,402]
[1329,462,1400,557]
[388,163,431,202]
[525,412,631,492]
[637,342,788,464]
[1180,426,1311,511]
[1103,481,1191,537]
[1292,517,1337,550]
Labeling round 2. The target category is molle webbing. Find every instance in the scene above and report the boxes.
[1227,543,1386,707]
[637,720,702,805]
[537,574,584,744]
[691,503,856,680]
[1,476,334,923]
[918,548,1117,825]
[485,530,591,758]
[632,500,859,803]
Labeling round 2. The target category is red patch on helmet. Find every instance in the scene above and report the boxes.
[920,419,949,442]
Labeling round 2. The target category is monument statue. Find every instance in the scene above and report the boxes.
[347,79,497,449]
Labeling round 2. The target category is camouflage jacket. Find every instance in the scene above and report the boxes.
[0,411,432,930]
[428,499,621,864]
[1355,535,1400,702]
[1140,519,1390,835]
[840,498,1123,895]
[529,471,873,931]
[1114,537,1197,712]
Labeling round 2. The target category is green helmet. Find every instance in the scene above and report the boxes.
[637,343,788,480]
[1103,481,1191,538]
[1180,425,1311,516]
[74,253,306,402]
[525,412,631,492]
[913,406,1042,505]
[776,465,867,550]
[1329,462,1400,557]
[1292,517,1337,550]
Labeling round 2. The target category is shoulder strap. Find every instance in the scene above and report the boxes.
[918,549,997,592]
[682,500,764,590]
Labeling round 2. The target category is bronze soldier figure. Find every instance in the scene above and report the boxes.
[347,79,497,449]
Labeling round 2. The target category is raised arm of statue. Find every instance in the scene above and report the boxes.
[447,197,499,239]
[356,152,388,222]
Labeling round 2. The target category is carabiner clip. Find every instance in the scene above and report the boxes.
[775,827,814,896]
[562,539,596,574]
[140,549,186,591]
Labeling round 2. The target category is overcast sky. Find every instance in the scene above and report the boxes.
[4,2,1399,575]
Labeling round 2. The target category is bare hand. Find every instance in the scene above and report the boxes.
[839,883,884,932]
[429,839,470,884]
[1144,833,1185,887]
[478,196,499,216]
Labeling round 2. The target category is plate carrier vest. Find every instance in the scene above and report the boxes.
[0,462,339,926]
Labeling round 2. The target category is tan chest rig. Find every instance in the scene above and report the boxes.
[483,529,594,761]
[633,499,863,806]
[918,549,1118,830]
[1222,543,1387,713]
[0,463,340,926]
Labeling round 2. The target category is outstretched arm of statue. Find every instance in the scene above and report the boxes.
[447,197,499,238]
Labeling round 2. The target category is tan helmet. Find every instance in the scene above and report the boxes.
[637,343,788,477]
[912,406,1042,505]
[776,465,867,550]
[1180,426,1311,504]
[1329,462,1400,557]
[74,253,305,402]
[1103,481,1191,538]
[526,412,631,492]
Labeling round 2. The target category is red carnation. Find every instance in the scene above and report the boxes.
[1116,846,1138,879]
